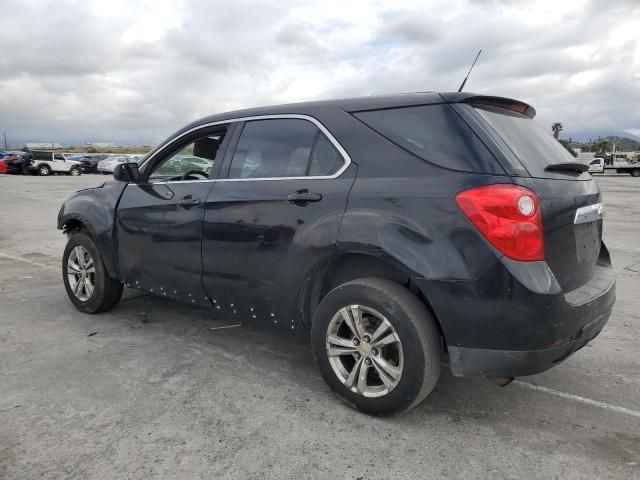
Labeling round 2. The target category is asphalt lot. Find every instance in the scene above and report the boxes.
[1,173,639,479]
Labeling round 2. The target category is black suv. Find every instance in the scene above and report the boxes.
[57,92,615,415]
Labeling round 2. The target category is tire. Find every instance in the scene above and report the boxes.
[38,164,51,176]
[69,167,81,176]
[311,277,441,415]
[62,231,123,313]
[631,169,640,177]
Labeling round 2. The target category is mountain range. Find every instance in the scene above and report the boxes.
[569,135,640,152]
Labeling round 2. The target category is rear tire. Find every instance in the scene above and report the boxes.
[62,231,123,313]
[311,277,441,415]
[38,164,51,176]
[631,169,640,177]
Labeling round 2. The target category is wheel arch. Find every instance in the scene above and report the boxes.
[57,182,127,279]
[298,251,447,347]
[59,213,96,236]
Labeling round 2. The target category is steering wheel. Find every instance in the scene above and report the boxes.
[180,170,209,180]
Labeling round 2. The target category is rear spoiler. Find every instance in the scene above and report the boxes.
[440,93,536,118]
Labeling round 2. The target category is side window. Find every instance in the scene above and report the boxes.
[228,119,317,179]
[148,129,227,183]
[309,134,342,176]
[589,160,599,165]
[54,154,64,160]
[355,104,502,174]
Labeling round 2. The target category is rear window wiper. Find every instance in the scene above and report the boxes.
[544,162,589,173]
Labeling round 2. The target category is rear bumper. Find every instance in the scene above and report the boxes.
[446,297,611,377]
[416,244,616,378]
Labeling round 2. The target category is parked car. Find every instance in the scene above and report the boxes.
[79,154,108,173]
[29,151,82,176]
[57,92,615,415]
[0,159,6,174]
[97,155,137,174]
[2,153,23,173]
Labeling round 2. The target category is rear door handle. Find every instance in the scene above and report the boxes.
[287,190,322,205]
[176,196,201,208]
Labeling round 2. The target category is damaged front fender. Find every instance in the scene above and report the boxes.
[57,180,127,278]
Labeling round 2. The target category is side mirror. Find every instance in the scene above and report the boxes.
[113,162,141,183]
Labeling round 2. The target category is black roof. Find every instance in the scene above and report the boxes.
[183,92,534,130]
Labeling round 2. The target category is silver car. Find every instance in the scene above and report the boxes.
[97,155,141,174]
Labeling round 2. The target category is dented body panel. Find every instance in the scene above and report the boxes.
[57,181,126,277]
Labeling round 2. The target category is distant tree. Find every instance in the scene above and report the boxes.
[552,122,563,139]
[594,140,611,154]
[558,139,577,157]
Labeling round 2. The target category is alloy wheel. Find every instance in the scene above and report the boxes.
[67,246,96,301]
[326,305,404,398]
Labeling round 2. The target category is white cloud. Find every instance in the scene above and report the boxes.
[0,0,638,146]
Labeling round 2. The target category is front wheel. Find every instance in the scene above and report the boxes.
[631,169,640,177]
[311,278,441,415]
[62,231,123,313]
[69,166,81,176]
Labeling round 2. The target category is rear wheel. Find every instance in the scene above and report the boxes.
[62,231,123,313]
[38,164,51,176]
[631,169,640,177]
[311,278,441,415]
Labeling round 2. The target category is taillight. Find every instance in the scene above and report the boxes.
[455,184,544,261]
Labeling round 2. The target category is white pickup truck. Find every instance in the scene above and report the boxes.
[583,157,640,177]
[29,151,83,176]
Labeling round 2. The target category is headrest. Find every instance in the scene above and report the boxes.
[193,137,221,161]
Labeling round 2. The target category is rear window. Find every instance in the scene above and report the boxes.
[354,104,503,174]
[472,105,576,177]
[33,152,51,160]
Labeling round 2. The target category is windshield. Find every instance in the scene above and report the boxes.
[472,105,578,178]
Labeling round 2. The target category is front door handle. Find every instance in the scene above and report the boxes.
[287,190,322,205]
[176,196,201,208]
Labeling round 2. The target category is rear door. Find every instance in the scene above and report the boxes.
[463,103,603,291]
[115,126,233,304]
[201,116,356,326]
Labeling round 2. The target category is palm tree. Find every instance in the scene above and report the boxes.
[551,122,563,139]
[595,140,611,154]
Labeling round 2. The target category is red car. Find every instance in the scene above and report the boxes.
[0,159,7,174]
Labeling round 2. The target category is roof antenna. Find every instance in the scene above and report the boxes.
[457,49,482,93]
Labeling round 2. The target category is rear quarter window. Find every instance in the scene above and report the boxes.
[353,104,504,174]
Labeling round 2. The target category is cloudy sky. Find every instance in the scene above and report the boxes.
[1,0,638,146]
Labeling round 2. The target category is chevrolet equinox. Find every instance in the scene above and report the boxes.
[58,92,616,415]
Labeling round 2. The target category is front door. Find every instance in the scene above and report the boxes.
[201,117,355,327]
[115,126,232,305]
[53,153,69,172]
